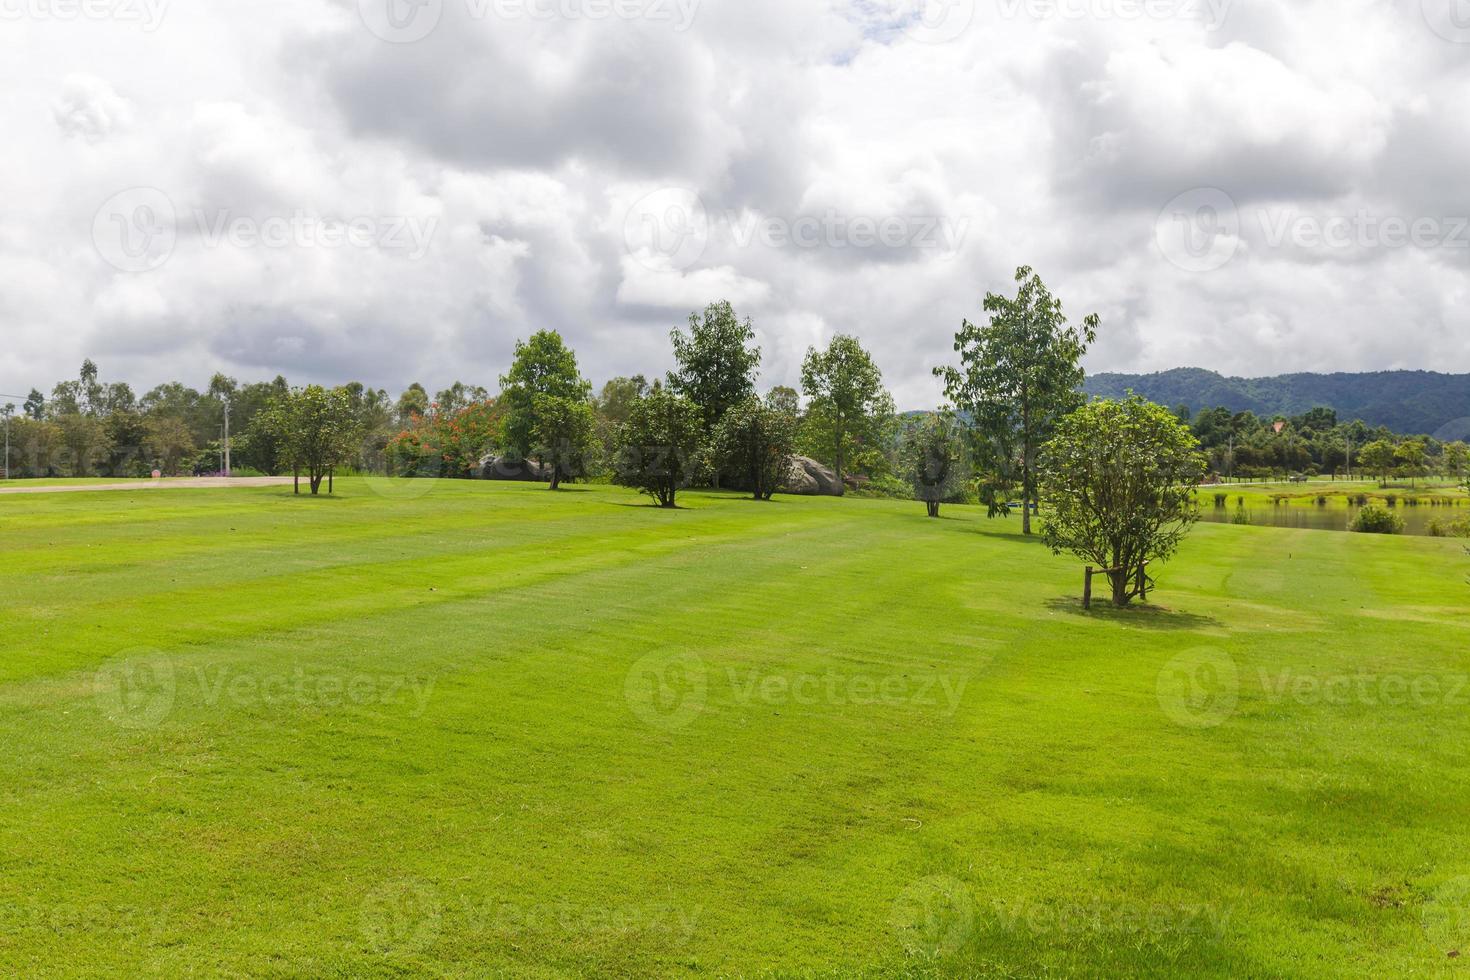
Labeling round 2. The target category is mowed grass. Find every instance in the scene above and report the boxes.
[1,480,1469,977]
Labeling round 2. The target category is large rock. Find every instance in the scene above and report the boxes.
[785,456,843,497]
[479,455,551,482]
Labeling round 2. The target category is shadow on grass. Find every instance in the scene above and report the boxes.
[1043,596,1222,631]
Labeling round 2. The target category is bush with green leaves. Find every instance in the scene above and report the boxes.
[531,394,597,491]
[709,396,796,501]
[904,414,970,518]
[613,388,705,508]
[1351,505,1405,535]
[1040,395,1207,607]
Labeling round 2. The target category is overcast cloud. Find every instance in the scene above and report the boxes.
[2,0,1468,408]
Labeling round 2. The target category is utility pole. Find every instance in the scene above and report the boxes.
[1345,433,1353,482]
[2,404,12,480]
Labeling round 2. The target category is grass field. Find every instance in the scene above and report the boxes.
[2,479,1469,977]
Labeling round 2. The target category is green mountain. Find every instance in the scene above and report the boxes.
[1083,368,1470,436]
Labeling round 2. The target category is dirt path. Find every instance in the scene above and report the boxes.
[0,477,298,495]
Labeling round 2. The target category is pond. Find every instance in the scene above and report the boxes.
[1196,500,1468,537]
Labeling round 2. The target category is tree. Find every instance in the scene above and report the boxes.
[143,415,196,475]
[905,414,970,518]
[668,300,761,446]
[501,331,591,462]
[592,375,650,461]
[766,385,800,416]
[1039,396,1206,607]
[256,386,361,495]
[23,389,44,420]
[56,413,111,476]
[396,383,430,426]
[1444,441,1470,482]
[1396,437,1427,487]
[801,334,894,492]
[1358,439,1397,486]
[709,396,796,501]
[532,394,596,491]
[613,388,704,508]
[935,266,1098,534]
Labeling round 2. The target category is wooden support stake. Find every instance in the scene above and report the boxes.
[1083,566,1093,609]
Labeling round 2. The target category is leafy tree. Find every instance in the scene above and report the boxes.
[1358,439,1397,486]
[396,383,430,426]
[709,396,796,501]
[766,385,800,416]
[435,381,489,417]
[143,415,195,475]
[1395,437,1427,487]
[501,331,591,461]
[56,413,112,476]
[905,414,969,518]
[23,389,44,420]
[532,394,596,491]
[1039,396,1206,607]
[800,334,894,491]
[1444,441,1470,482]
[592,375,650,461]
[613,388,704,508]
[256,386,361,495]
[668,301,761,448]
[935,266,1098,534]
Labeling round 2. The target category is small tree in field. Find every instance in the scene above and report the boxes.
[905,414,969,518]
[1358,439,1397,486]
[532,394,596,491]
[259,386,360,495]
[710,396,796,501]
[613,388,704,508]
[1040,396,1206,607]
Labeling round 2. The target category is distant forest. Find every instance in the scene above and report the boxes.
[1084,369,1470,438]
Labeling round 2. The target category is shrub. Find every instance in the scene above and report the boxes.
[1351,505,1404,535]
[1213,492,1228,507]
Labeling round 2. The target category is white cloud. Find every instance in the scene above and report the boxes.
[0,0,1466,407]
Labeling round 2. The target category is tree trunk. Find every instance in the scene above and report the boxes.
[294,468,300,495]
[927,501,940,518]
[1110,570,1130,607]
[328,469,333,494]
[549,469,561,491]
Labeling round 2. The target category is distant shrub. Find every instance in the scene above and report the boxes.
[1316,496,1327,506]
[1213,492,1228,507]
[1351,505,1404,535]
[1384,496,1397,508]
[1230,509,1251,525]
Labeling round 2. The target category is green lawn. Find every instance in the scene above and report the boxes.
[1,480,1468,977]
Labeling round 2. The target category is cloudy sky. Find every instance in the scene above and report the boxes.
[2,0,1468,408]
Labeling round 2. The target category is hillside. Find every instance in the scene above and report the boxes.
[1084,368,1470,435]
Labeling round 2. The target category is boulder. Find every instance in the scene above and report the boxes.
[784,456,843,497]
[479,455,551,482]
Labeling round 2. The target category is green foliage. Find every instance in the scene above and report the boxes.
[613,388,705,507]
[800,334,894,489]
[1358,439,1397,485]
[1351,505,1405,535]
[531,394,597,490]
[709,397,797,501]
[500,331,592,460]
[935,266,1097,534]
[667,301,761,436]
[903,414,970,517]
[253,385,362,495]
[1040,396,1207,606]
